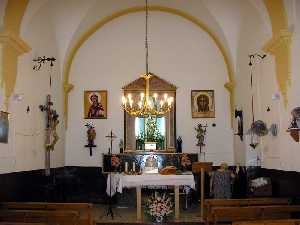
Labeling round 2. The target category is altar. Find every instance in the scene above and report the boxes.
[103,152,198,173]
[107,173,195,221]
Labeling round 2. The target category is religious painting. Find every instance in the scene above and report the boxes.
[0,111,9,143]
[191,90,215,118]
[84,90,107,119]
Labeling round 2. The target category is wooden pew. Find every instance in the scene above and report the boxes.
[211,205,300,225]
[0,223,47,225]
[0,209,79,225]
[0,202,93,225]
[233,219,300,225]
[206,198,291,222]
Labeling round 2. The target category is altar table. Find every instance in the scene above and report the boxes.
[107,174,195,221]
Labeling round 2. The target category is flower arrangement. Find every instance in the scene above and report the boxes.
[111,154,120,168]
[145,192,173,223]
[181,154,191,170]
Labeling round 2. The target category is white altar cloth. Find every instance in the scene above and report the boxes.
[106,174,195,196]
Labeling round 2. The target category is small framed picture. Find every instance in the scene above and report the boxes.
[191,90,215,118]
[0,111,9,143]
[84,90,107,119]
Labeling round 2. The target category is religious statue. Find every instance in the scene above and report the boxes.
[144,155,158,173]
[85,122,97,156]
[195,123,207,153]
[176,136,182,153]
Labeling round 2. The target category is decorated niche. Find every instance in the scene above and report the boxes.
[123,74,176,152]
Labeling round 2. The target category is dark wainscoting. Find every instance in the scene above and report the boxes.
[1,166,300,204]
[0,167,107,203]
[258,168,300,203]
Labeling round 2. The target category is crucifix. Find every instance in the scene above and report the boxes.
[39,94,59,176]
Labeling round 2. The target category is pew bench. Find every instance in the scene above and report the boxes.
[233,219,300,225]
[211,205,300,225]
[0,202,93,225]
[206,198,291,222]
[0,223,47,225]
[0,209,79,225]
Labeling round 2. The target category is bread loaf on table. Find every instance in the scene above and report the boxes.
[159,166,177,175]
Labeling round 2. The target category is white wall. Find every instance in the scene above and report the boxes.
[0,3,65,173]
[66,12,234,167]
[234,0,300,172]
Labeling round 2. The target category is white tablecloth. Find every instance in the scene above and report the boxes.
[106,174,195,196]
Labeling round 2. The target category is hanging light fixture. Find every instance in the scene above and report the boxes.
[121,0,174,117]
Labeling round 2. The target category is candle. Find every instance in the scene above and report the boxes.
[132,162,135,172]
[125,162,128,173]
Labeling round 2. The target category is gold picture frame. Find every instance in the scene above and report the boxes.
[191,90,215,118]
[84,90,107,119]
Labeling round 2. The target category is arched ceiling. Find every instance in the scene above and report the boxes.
[19,0,272,75]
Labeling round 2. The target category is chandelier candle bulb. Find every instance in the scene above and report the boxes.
[122,96,126,104]
[120,0,174,117]
[164,93,168,101]
[160,100,164,107]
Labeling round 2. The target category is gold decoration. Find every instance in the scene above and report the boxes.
[263,0,291,108]
[0,0,31,111]
[63,5,235,127]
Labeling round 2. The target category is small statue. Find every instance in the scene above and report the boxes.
[195,123,207,149]
[119,139,124,153]
[85,122,97,156]
[176,136,182,153]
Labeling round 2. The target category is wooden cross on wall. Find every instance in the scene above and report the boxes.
[39,94,59,176]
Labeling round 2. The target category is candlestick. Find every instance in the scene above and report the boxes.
[133,162,135,172]
[125,162,128,173]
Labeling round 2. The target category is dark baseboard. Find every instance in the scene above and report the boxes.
[1,166,300,203]
[0,166,107,203]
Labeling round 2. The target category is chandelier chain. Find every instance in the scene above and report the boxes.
[121,0,174,117]
[145,0,149,75]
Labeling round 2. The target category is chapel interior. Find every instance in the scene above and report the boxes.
[1,0,300,224]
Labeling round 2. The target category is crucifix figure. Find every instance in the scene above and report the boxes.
[39,95,59,176]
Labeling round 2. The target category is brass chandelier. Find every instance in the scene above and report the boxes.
[121,0,174,117]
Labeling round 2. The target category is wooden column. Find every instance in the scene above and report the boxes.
[192,162,213,221]
[136,186,142,221]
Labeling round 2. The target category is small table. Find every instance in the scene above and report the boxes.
[107,173,195,221]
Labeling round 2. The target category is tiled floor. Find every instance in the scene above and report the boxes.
[94,203,204,224]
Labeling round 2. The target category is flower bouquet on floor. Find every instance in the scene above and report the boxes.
[145,192,173,223]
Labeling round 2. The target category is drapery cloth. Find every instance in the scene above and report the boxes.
[106,174,195,196]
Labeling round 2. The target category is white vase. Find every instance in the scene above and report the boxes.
[155,216,164,223]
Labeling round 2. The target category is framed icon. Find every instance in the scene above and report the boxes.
[191,90,215,118]
[84,90,107,119]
